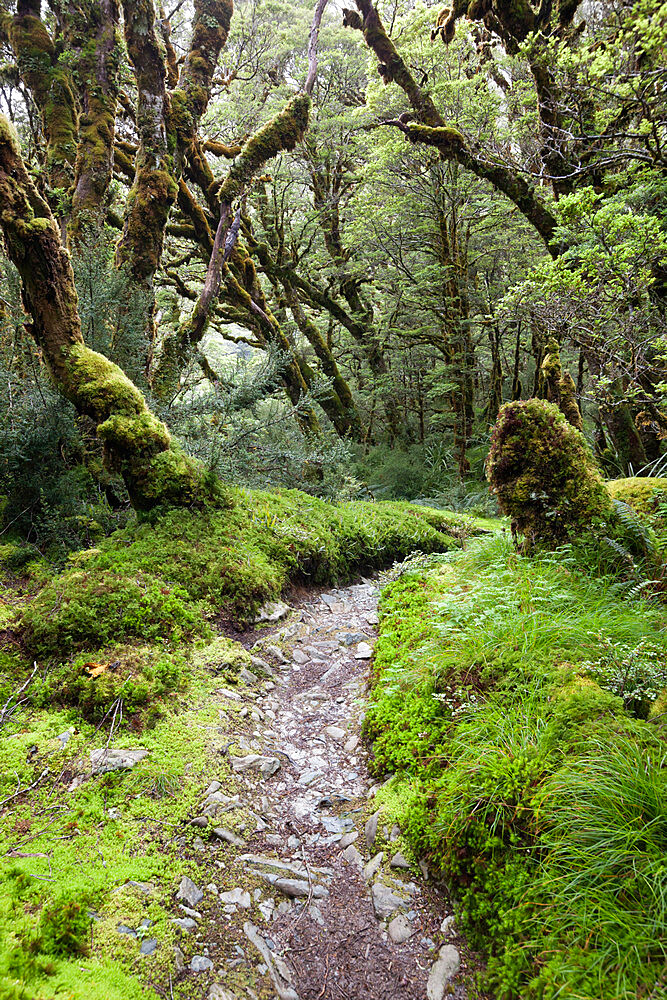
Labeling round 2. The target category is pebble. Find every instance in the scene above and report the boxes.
[176,876,203,907]
[354,642,374,660]
[339,831,358,848]
[170,917,197,933]
[364,852,384,881]
[390,851,411,869]
[365,810,380,850]
[427,945,461,998]
[231,754,281,777]
[388,914,414,943]
[324,725,346,741]
[90,748,148,774]
[191,955,214,972]
[341,844,363,867]
[140,938,158,955]
[219,888,251,909]
[371,882,404,920]
[213,826,244,846]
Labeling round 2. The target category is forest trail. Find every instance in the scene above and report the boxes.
[173,580,469,1000]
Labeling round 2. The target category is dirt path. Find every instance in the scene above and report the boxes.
[172,581,469,1000]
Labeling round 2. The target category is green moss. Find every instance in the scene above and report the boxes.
[68,345,145,420]
[364,534,667,999]
[405,123,466,150]
[217,94,311,205]
[97,412,171,455]
[18,489,461,658]
[606,476,667,516]
[21,569,210,658]
[486,398,612,546]
[539,338,583,431]
[33,644,192,721]
[192,635,251,681]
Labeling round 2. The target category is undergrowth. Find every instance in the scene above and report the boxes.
[366,534,667,1000]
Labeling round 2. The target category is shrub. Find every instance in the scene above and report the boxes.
[33,645,191,721]
[486,399,612,546]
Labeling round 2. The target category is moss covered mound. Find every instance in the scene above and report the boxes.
[607,476,667,516]
[365,535,667,1000]
[20,488,466,659]
[487,399,612,545]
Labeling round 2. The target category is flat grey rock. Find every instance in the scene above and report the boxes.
[140,938,157,955]
[364,852,384,881]
[191,955,214,972]
[324,725,346,741]
[371,882,404,920]
[390,851,411,869]
[243,921,298,1000]
[170,917,197,933]
[213,826,244,846]
[427,945,461,999]
[388,914,414,943]
[219,888,251,909]
[90,748,148,774]
[176,876,203,907]
[254,601,290,623]
[231,754,281,777]
[354,641,374,660]
[339,831,358,849]
[365,810,380,850]
[259,874,328,899]
[341,844,363,867]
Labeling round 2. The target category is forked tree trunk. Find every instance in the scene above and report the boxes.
[0,116,209,511]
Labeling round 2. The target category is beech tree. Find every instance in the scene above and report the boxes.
[0,0,334,507]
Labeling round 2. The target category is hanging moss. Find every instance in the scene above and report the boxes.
[486,399,612,546]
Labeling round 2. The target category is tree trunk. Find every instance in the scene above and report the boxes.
[0,116,208,511]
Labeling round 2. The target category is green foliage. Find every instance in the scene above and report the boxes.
[22,569,209,659]
[366,534,667,999]
[34,645,191,721]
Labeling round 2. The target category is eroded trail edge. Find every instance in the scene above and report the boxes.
[174,581,468,1000]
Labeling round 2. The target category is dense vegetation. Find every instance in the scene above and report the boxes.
[0,0,665,998]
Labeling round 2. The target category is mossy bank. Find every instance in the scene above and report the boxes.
[0,488,476,1000]
[365,534,667,1000]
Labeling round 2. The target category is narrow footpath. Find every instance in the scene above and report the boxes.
[171,580,470,1000]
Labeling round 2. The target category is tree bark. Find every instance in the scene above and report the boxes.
[0,116,208,511]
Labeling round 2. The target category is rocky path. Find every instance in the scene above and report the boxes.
[172,581,468,1000]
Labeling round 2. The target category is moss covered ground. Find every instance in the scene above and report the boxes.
[365,534,667,999]
[0,487,476,999]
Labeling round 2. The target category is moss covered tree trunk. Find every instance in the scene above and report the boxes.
[0,116,207,510]
[69,0,121,240]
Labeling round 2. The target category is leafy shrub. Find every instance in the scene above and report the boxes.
[33,645,191,721]
[366,534,667,999]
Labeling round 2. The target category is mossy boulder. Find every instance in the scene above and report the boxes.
[486,399,612,546]
[606,477,667,518]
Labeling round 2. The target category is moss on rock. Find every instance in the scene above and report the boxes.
[486,398,612,546]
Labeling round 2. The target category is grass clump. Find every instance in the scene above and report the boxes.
[365,534,667,999]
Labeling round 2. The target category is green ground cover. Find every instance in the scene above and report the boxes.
[0,488,474,1000]
[366,534,667,999]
